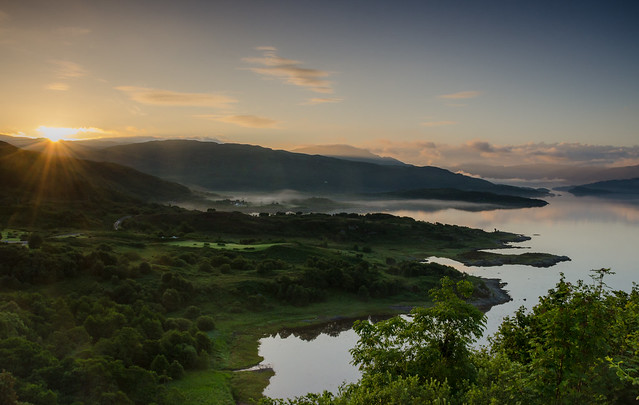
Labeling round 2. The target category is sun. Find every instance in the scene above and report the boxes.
[36,126,80,142]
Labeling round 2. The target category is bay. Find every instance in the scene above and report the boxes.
[259,194,639,399]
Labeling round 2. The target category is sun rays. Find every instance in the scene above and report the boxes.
[36,126,113,143]
[0,139,92,226]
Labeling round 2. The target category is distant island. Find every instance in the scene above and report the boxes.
[374,188,548,208]
[557,178,639,197]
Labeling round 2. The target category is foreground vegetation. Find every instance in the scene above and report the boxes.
[262,270,639,404]
[0,201,570,404]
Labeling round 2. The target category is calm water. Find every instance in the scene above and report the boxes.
[259,194,639,399]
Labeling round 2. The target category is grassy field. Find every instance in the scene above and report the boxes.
[165,240,288,251]
[169,370,236,405]
[0,228,28,243]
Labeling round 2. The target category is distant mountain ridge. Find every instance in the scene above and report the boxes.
[84,140,547,197]
[0,141,190,202]
[292,144,407,166]
[451,163,639,185]
[558,178,639,196]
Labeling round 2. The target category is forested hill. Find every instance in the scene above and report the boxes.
[0,141,191,202]
[87,140,547,197]
[561,177,639,196]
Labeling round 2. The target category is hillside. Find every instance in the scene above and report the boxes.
[292,144,407,166]
[452,163,639,186]
[559,178,639,196]
[87,140,547,197]
[0,141,191,202]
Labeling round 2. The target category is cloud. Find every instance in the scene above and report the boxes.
[467,140,496,153]
[303,97,343,105]
[0,10,8,22]
[438,91,480,99]
[55,26,91,36]
[365,139,639,168]
[243,47,336,94]
[421,120,457,127]
[196,114,279,128]
[116,86,237,108]
[45,82,70,91]
[50,60,87,79]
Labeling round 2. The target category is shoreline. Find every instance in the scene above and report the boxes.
[236,275,513,370]
[473,277,512,312]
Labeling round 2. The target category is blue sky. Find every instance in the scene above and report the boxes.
[1,0,638,167]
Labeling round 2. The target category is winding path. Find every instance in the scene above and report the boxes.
[113,216,132,230]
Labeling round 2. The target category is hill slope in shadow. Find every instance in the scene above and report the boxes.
[0,141,191,202]
[88,140,547,197]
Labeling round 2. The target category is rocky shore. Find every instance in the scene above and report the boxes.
[472,277,512,312]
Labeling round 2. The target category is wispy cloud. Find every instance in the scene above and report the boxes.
[55,26,91,36]
[0,10,8,22]
[243,47,336,94]
[438,91,480,99]
[421,120,456,127]
[50,60,87,79]
[303,97,343,105]
[255,46,277,52]
[45,82,70,91]
[116,86,237,108]
[196,114,279,128]
[44,60,88,91]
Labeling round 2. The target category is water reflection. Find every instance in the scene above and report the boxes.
[259,194,639,399]
[259,327,361,399]
[274,316,389,341]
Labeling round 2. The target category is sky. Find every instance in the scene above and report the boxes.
[1,0,638,167]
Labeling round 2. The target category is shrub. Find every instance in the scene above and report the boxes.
[195,315,215,332]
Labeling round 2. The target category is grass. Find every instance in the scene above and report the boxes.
[231,369,275,404]
[169,369,235,405]
[166,240,287,251]
[1,228,28,243]
[216,292,433,371]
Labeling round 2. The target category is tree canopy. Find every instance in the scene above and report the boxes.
[261,270,639,404]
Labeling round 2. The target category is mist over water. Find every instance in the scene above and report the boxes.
[259,194,639,399]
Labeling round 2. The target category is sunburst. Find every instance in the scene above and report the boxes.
[36,126,80,142]
[5,135,90,226]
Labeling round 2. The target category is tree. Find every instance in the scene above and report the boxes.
[167,361,184,380]
[161,289,181,311]
[195,315,215,331]
[264,271,639,405]
[150,355,170,376]
[0,370,22,405]
[350,277,485,391]
[28,233,43,249]
[489,269,638,404]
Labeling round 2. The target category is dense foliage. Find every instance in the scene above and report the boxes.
[0,204,573,404]
[0,249,216,404]
[262,270,639,404]
[0,213,495,404]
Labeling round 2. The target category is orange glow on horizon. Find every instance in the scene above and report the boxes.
[36,126,80,142]
[35,125,113,142]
